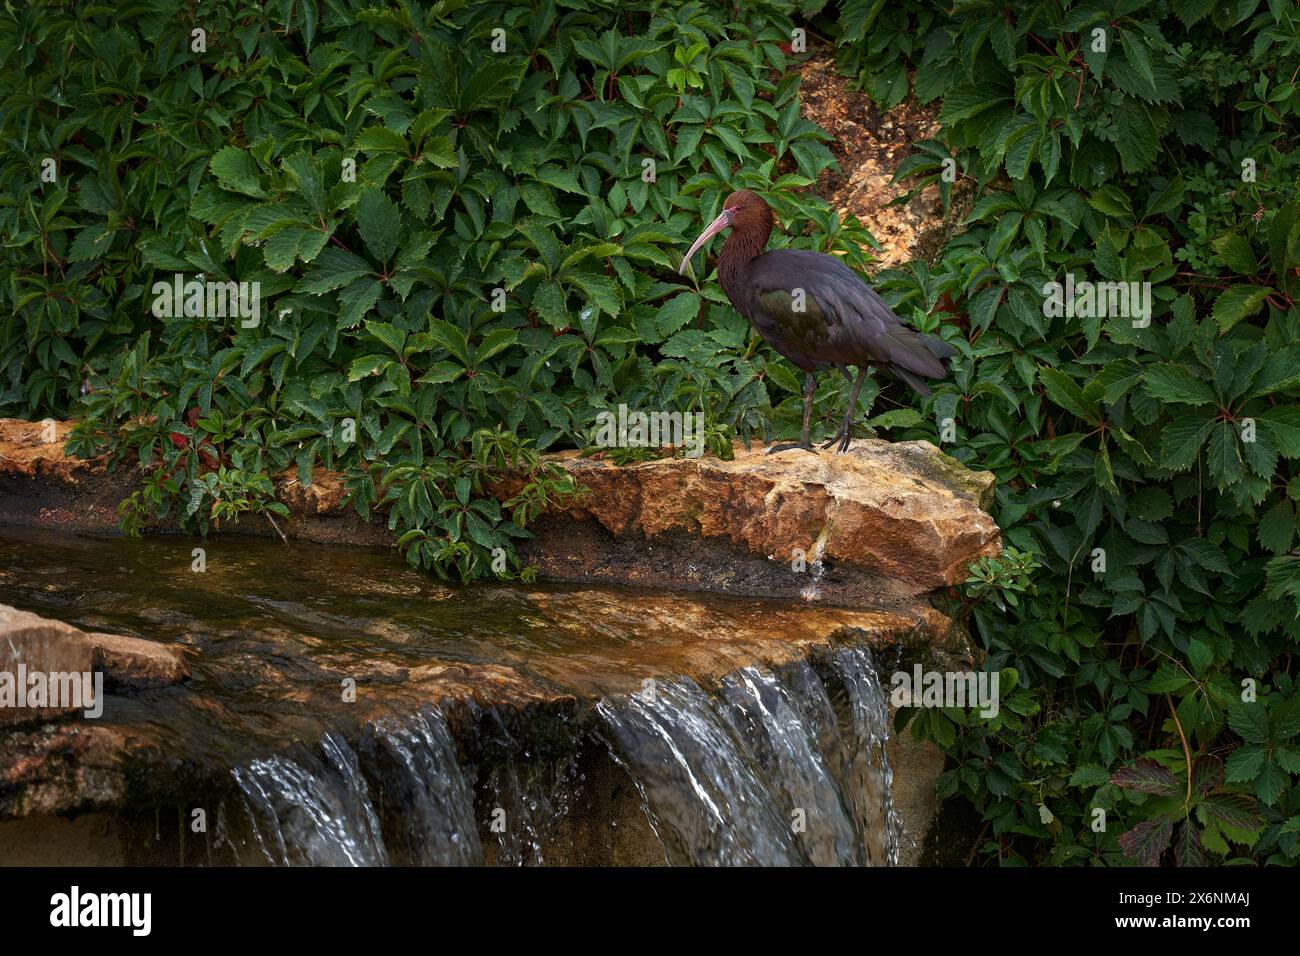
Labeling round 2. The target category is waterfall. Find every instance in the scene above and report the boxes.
[481,754,576,866]
[832,644,901,865]
[231,710,481,866]
[231,732,387,866]
[229,647,900,867]
[597,645,900,866]
[360,710,483,866]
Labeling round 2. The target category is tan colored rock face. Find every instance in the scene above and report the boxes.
[0,605,189,728]
[85,632,191,689]
[0,419,81,480]
[797,56,974,273]
[275,471,350,515]
[0,606,95,725]
[531,441,999,594]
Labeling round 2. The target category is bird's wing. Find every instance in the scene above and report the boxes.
[747,250,948,378]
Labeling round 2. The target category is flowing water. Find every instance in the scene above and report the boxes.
[0,526,903,866]
[598,647,898,866]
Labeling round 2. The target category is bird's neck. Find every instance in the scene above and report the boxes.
[717,218,773,300]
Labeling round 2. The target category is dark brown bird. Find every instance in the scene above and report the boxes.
[679,190,956,452]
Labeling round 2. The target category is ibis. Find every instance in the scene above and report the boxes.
[679,190,956,452]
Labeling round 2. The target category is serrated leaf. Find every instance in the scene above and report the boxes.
[347,354,391,381]
[338,279,381,330]
[655,292,701,338]
[1224,745,1266,782]
[1039,367,1098,423]
[1213,234,1258,274]
[1212,286,1271,332]
[1112,758,1180,795]
[1118,816,1173,866]
[357,187,400,263]
[1142,364,1217,405]
[1174,820,1207,866]
[210,147,266,198]
[1199,793,1262,830]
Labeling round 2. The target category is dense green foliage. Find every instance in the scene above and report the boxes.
[827,0,1300,865]
[3,0,1299,865]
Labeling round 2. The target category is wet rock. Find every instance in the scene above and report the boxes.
[1,419,998,600]
[85,631,190,689]
[0,530,960,861]
[0,723,128,816]
[0,606,95,725]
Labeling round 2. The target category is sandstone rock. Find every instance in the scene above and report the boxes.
[0,606,94,725]
[85,632,190,689]
[275,470,350,515]
[512,440,999,594]
[0,604,189,728]
[0,418,81,479]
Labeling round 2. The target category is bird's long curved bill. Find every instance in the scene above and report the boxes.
[678,209,732,274]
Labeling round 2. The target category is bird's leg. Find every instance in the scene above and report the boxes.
[837,367,869,453]
[819,367,856,449]
[800,370,816,447]
[767,371,818,454]
[820,368,854,449]
[821,367,869,453]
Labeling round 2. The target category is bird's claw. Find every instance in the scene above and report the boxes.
[821,423,855,453]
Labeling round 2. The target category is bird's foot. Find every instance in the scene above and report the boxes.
[820,425,856,454]
[766,441,815,455]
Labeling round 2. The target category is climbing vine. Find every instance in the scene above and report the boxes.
[821,0,1300,866]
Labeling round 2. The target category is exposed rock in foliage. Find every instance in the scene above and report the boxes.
[506,441,999,596]
[798,56,973,270]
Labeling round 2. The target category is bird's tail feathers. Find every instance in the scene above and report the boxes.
[884,328,949,379]
[922,334,958,362]
[894,366,933,397]
[890,332,957,396]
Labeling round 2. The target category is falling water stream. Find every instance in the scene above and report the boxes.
[1,527,904,866]
[597,647,898,866]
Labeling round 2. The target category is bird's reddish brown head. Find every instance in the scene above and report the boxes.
[679,190,775,275]
[722,190,775,230]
